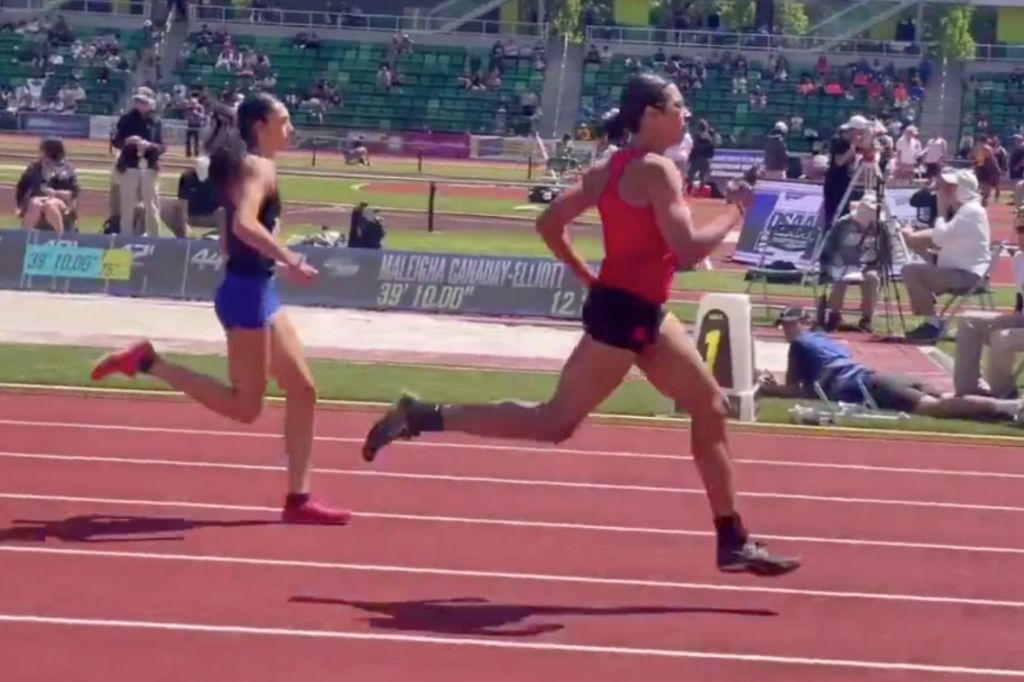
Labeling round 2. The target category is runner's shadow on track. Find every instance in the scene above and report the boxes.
[0,514,276,544]
[289,596,777,637]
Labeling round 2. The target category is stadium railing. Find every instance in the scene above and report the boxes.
[186,5,548,39]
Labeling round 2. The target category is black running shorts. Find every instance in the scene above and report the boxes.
[582,285,665,352]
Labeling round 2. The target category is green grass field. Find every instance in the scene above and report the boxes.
[0,165,536,217]
[3,343,1020,438]
[0,137,538,182]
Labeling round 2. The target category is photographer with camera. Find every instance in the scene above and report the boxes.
[823,116,873,232]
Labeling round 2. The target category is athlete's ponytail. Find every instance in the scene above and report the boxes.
[602,107,627,146]
[207,93,279,195]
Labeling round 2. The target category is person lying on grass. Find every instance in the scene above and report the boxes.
[756,306,1023,423]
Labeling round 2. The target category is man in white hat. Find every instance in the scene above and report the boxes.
[821,193,882,332]
[111,86,165,236]
[899,168,992,343]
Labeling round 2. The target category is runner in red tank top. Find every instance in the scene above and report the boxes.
[361,74,800,576]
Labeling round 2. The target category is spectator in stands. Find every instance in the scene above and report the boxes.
[112,87,165,237]
[15,137,78,235]
[821,194,883,333]
[376,63,392,92]
[893,125,921,181]
[166,155,221,239]
[952,222,1024,399]
[585,44,600,64]
[921,131,946,179]
[184,97,205,158]
[756,307,1022,423]
[900,169,992,343]
[762,121,788,180]
[57,79,86,113]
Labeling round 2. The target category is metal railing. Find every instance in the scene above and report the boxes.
[972,42,1024,62]
[0,0,150,16]
[585,26,934,58]
[188,6,548,39]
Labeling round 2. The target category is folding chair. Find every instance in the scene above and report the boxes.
[937,241,1004,327]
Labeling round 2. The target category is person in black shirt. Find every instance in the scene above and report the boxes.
[112,87,165,236]
[16,137,79,235]
[686,119,715,190]
[1009,134,1024,210]
[822,118,868,231]
[165,156,222,238]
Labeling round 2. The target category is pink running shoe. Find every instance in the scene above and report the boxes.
[91,340,157,381]
[281,494,351,525]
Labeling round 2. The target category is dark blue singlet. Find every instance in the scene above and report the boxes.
[213,187,284,330]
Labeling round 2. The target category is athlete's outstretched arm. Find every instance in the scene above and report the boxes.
[644,156,744,269]
[535,169,603,286]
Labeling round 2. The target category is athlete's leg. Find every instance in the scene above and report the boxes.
[635,313,736,519]
[94,330,270,423]
[363,333,635,459]
[269,309,350,524]
[636,313,800,576]
[268,310,317,493]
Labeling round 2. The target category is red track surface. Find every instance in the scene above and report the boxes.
[1,392,1023,680]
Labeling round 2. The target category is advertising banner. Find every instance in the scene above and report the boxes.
[20,112,91,139]
[0,230,590,320]
[401,130,471,159]
[731,180,918,269]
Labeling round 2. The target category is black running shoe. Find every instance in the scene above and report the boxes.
[717,539,802,577]
[362,394,420,463]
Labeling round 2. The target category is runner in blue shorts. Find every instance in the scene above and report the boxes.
[91,93,349,525]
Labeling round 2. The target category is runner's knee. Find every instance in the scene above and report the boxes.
[536,402,582,443]
[234,394,265,424]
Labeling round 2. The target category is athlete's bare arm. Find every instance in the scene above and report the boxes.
[644,155,743,269]
[231,157,301,267]
[535,164,607,286]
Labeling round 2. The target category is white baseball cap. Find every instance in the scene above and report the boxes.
[938,168,980,203]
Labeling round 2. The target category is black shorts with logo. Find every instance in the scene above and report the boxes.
[582,285,666,352]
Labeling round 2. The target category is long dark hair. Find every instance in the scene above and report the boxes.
[208,93,279,195]
[605,73,671,140]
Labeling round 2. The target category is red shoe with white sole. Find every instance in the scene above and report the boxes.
[91,340,157,381]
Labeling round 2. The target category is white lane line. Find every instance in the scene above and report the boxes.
[3,544,1022,609]
[1,418,1021,475]
[5,451,1023,513]
[3,492,1023,556]
[0,614,1022,676]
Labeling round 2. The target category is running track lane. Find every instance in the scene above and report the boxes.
[1,394,1023,680]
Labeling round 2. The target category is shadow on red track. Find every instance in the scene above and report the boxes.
[0,514,275,543]
[289,596,777,637]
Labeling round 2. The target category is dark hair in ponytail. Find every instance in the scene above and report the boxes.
[601,107,626,146]
[208,93,279,195]
[617,73,672,135]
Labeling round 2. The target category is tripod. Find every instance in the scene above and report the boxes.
[814,159,911,339]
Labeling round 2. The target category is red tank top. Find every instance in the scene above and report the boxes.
[596,148,678,305]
